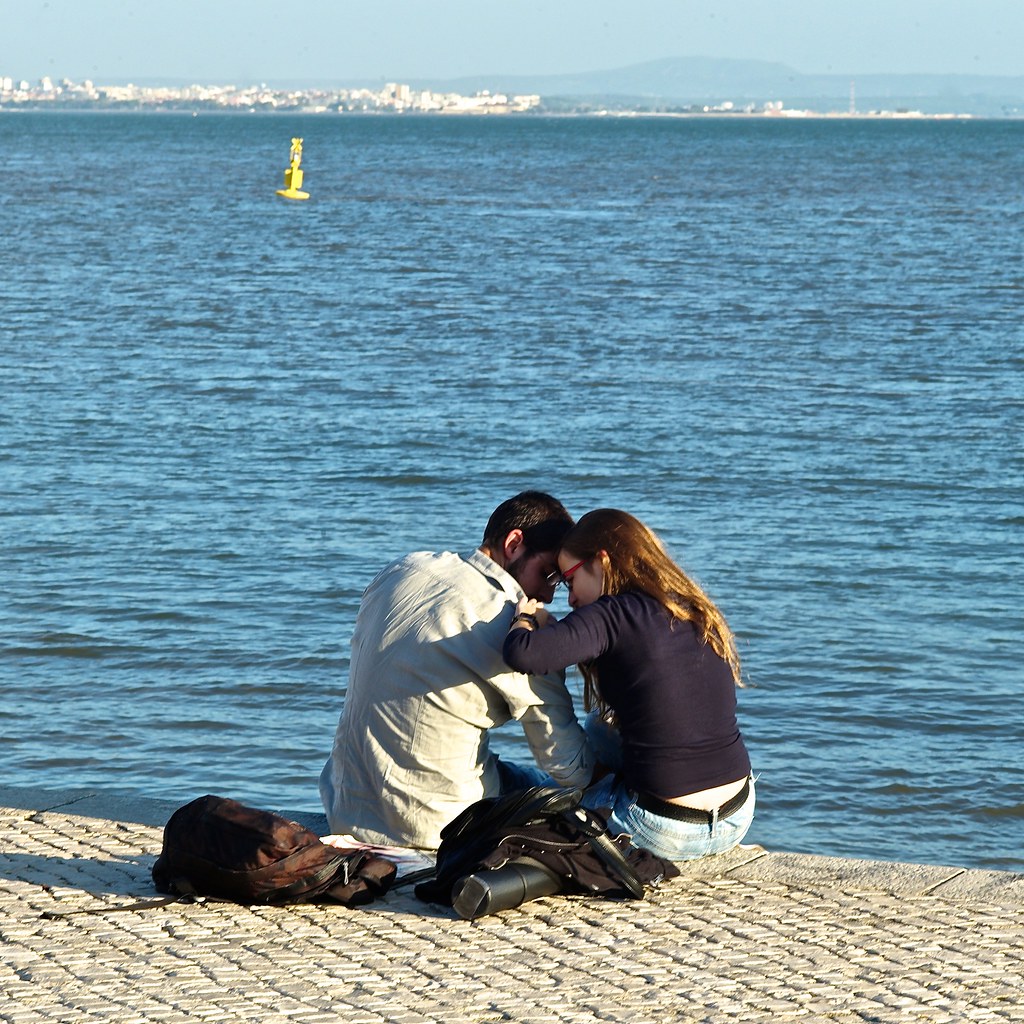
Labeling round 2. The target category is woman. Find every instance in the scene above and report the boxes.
[502,508,754,861]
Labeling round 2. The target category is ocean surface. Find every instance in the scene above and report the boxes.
[2,111,1022,871]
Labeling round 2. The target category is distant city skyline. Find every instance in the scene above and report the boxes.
[3,0,1022,84]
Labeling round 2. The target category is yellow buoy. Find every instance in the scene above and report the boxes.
[276,137,310,200]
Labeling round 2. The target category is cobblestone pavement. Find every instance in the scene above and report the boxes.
[2,790,1023,1023]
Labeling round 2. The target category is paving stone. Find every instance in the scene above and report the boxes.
[2,791,1023,1024]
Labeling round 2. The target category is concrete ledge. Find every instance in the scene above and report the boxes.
[0,785,183,828]
[2,787,1023,1023]
[3,784,1021,906]
[0,785,326,832]
[674,844,1024,906]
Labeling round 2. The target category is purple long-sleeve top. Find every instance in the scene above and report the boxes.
[503,591,750,798]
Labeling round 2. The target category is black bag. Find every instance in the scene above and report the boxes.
[152,795,397,907]
[414,786,678,910]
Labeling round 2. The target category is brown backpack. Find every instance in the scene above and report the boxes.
[152,794,397,907]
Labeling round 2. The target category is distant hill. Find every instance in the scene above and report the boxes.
[404,57,1024,117]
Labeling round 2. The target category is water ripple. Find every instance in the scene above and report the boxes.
[3,113,1022,870]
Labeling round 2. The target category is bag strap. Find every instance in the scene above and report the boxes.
[40,889,215,919]
[562,806,646,899]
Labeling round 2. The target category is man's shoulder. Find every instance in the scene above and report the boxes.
[390,549,512,588]
[370,549,508,598]
[366,549,457,579]
[395,549,457,570]
[391,549,470,582]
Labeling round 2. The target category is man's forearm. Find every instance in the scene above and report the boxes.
[519,704,594,789]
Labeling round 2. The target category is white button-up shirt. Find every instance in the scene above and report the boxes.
[319,548,593,848]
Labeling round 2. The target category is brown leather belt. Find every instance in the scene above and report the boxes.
[637,777,750,824]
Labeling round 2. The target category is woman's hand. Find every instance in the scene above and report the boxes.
[515,597,551,629]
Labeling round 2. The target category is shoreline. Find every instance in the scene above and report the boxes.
[0,105,996,119]
[4,782,1021,885]
[5,780,1018,874]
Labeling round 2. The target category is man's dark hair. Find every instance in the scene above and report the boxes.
[482,491,573,554]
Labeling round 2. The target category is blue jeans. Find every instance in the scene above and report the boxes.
[580,711,756,862]
[494,756,556,794]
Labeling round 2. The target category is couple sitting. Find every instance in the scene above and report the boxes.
[319,491,754,861]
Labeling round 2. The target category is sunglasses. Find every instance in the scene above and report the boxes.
[544,559,587,590]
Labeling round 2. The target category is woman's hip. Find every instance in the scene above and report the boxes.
[584,775,756,862]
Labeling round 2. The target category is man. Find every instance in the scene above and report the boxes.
[319,491,594,849]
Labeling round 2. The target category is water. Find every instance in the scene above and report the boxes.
[2,112,1022,871]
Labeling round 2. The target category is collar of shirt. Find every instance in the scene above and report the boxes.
[464,547,523,603]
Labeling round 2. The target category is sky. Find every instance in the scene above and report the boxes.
[3,0,1023,85]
